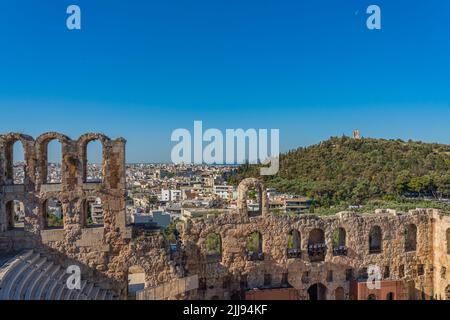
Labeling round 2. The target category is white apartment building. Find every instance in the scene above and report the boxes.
[213,185,236,200]
[160,189,182,202]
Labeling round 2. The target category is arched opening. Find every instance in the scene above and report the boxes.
[367,294,377,300]
[246,231,263,261]
[308,228,326,262]
[308,283,327,300]
[45,139,63,184]
[334,287,345,300]
[404,224,417,252]
[246,186,262,217]
[446,228,450,254]
[369,226,382,254]
[332,227,347,256]
[43,198,63,229]
[205,233,221,260]
[287,230,301,259]
[127,266,145,300]
[386,292,394,300]
[85,140,104,183]
[5,200,25,230]
[82,197,104,228]
[11,141,26,184]
[445,285,450,300]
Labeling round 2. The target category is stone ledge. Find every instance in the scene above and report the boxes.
[41,184,62,193]
[41,229,64,243]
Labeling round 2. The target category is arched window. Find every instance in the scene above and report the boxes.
[332,227,347,256]
[308,283,327,300]
[287,230,301,259]
[82,198,104,227]
[308,228,326,262]
[446,228,450,254]
[43,198,63,229]
[246,231,263,261]
[334,287,345,300]
[84,140,104,183]
[4,139,27,184]
[45,139,62,184]
[127,266,145,300]
[11,141,25,184]
[404,224,417,252]
[386,292,394,300]
[5,200,25,230]
[205,233,221,260]
[246,186,262,217]
[369,226,382,254]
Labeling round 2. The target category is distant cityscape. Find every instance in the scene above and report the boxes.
[11,162,312,231]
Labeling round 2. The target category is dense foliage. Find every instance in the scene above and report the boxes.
[229,136,450,207]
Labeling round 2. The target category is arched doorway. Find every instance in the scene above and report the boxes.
[308,228,326,262]
[5,200,25,230]
[308,283,327,300]
[369,225,382,254]
[368,294,377,300]
[334,287,345,300]
[127,265,145,300]
[386,292,394,300]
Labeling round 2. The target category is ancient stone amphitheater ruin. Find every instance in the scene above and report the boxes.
[0,132,449,300]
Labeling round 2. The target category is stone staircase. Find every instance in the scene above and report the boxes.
[0,250,119,300]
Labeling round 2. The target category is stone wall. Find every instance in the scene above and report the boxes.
[0,132,176,298]
[180,178,449,300]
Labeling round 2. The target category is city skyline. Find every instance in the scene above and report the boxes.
[1,0,449,163]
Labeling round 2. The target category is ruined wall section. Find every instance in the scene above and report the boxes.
[181,178,439,300]
[432,212,450,299]
[0,132,131,295]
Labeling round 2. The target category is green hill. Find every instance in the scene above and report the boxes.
[229,136,450,207]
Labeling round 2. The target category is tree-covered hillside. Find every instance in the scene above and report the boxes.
[229,136,450,207]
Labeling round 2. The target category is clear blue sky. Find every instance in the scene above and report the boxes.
[0,0,449,163]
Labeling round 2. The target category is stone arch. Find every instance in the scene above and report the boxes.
[81,196,104,228]
[332,227,347,256]
[404,223,417,252]
[127,265,145,300]
[334,286,345,300]
[287,229,301,259]
[386,292,395,300]
[245,231,263,261]
[35,132,70,184]
[446,228,450,254]
[237,178,268,217]
[0,133,34,184]
[205,233,222,259]
[308,283,327,300]
[4,200,25,230]
[308,228,326,262]
[42,197,64,229]
[369,225,382,254]
[78,133,110,184]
